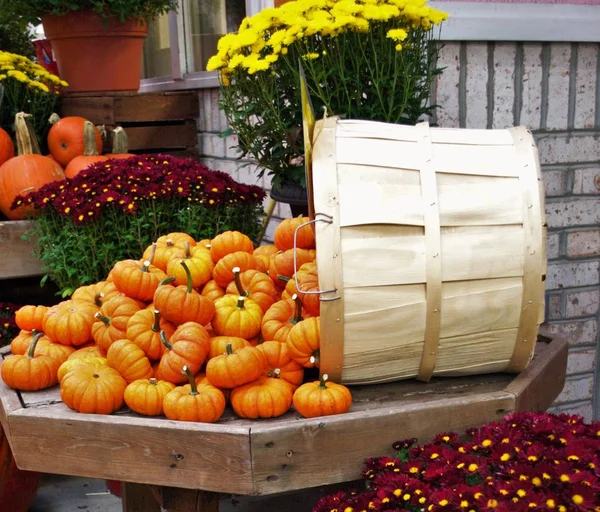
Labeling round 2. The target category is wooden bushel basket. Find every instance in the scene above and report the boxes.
[308,118,546,385]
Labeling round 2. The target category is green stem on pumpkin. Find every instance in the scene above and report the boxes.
[180,260,194,294]
[82,121,100,156]
[225,343,234,356]
[111,126,129,154]
[318,373,328,389]
[232,267,248,297]
[152,310,161,333]
[267,368,281,379]
[182,365,199,396]
[159,276,176,286]
[235,296,246,309]
[149,377,158,386]
[291,294,303,325]
[94,312,111,326]
[27,332,45,359]
[94,292,104,308]
[160,330,173,351]
[277,275,290,283]
[14,112,40,156]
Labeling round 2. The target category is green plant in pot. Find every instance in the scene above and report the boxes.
[0,0,178,93]
[208,0,447,214]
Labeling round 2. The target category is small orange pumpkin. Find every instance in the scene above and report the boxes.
[285,262,320,317]
[212,251,261,288]
[68,345,106,360]
[124,377,175,416]
[210,231,254,263]
[201,280,225,303]
[14,305,49,332]
[226,267,279,313]
[208,336,250,360]
[231,377,293,419]
[166,242,214,289]
[205,343,265,389]
[287,316,321,368]
[106,339,153,383]
[268,248,315,289]
[10,329,50,355]
[110,245,167,302]
[274,216,315,251]
[57,357,107,383]
[293,374,352,418]
[257,341,304,389]
[143,233,196,272]
[126,309,176,362]
[0,127,14,166]
[261,294,304,343]
[43,300,98,346]
[91,296,141,352]
[71,281,121,309]
[212,295,263,339]
[163,366,226,423]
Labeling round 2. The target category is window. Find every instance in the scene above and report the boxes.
[140,0,269,91]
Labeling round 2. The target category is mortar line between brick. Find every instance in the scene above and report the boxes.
[513,43,524,127]
[487,42,495,129]
[539,43,551,130]
[458,42,467,128]
[567,43,578,131]
[595,43,600,129]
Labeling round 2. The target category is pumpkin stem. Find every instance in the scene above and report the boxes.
[152,310,161,333]
[225,343,234,356]
[94,312,111,326]
[141,243,157,270]
[82,121,100,156]
[180,260,194,294]
[48,113,61,125]
[160,330,173,351]
[111,126,129,154]
[291,294,303,324]
[318,373,328,389]
[14,112,41,156]
[159,276,176,286]
[183,241,192,259]
[182,365,199,396]
[267,368,281,379]
[277,275,290,283]
[236,296,246,310]
[26,332,44,358]
[166,239,174,247]
[310,351,321,367]
[94,292,104,308]
[149,377,157,386]
[232,267,248,297]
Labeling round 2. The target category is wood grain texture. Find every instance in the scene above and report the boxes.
[121,483,162,512]
[0,221,43,279]
[58,97,116,125]
[125,122,197,150]
[114,93,199,123]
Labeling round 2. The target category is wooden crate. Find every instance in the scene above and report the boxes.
[0,335,566,499]
[59,91,199,159]
[0,221,43,280]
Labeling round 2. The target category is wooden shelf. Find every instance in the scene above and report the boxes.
[0,221,43,280]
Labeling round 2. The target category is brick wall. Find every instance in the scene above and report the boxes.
[196,42,600,420]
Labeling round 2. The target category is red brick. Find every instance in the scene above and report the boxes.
[542,318,598,346]
[572,167,600,194]
[545,198,600,228]
[542,170,567,196]
[565,288,600,317]
[566,229,600,258]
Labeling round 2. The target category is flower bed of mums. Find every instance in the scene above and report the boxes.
[13,155,266,296]
[313,411,600,512]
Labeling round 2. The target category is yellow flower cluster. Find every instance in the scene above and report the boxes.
[207,0,446,78]
[0,51,67,94]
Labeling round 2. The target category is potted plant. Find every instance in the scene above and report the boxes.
[0,0,177,93]
[208,0,447,214]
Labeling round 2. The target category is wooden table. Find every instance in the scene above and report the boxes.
[0,334,567,512]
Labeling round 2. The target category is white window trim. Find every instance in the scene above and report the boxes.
[430,3,600,42]
[139,0,273,92]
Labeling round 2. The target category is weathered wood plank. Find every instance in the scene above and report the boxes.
[0,220,43,279]
[250,391,515,495]
[58,97,116,125]
[159,487,220,512]
[121,482,161,512]
[114,94,199,123]
[8,405,253,494]
[125,122,197,150]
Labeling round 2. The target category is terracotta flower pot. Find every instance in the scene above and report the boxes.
[42,10,148,94]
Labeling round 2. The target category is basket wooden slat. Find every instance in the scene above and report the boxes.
[312,119,546,385]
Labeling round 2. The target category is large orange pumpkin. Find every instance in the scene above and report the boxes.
[47,114,103,167]
[0,113,65,220]
[0,128,14,167]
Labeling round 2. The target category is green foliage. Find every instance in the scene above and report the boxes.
[0,0,178,25]
[0,16,35,60]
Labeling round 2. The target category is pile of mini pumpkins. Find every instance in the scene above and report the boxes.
[1,218,352,423]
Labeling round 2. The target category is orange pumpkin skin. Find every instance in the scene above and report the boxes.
[57,357,107,383]
[106,339,152,383]
[166,249,214,289]
[163,367,225,423]
[124,378,175,416]
[67,345,106,360]
[64,155,108,179]
[212,295,263,339]
[253,245,279,258]
[208,336,249,360]
[268,248,315,289]
[61,364,127,414]
[34,341,75,365]
[212,252,261,288]
[260,296,304,343]
[71,281,121,308]
[231,377,293,419]
[226,268,280,313]
[91,296,141,353]
[126,309,175,362]
[153,265,215,326]
[274,216,316,251]
[201,280,225,303]
[205,344,265,389]
[1,334,60,391]
[155,322,211,384]
[14,305,48,332]
[285,262,320,317]
[0,128,14,166]
[144,233,197,273]
[287,316,321,368]
[10,330,50,355]
[156,232,196,248]
[257,341,304,389]
[293,376,352,418]
[111,258,167,302]
[210,231,254,263]
[43,300,98,347]
[47,116,103,167]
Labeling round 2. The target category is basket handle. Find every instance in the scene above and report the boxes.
[293,212,340,301]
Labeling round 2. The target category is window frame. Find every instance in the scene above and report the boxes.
[139,0,273,92]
